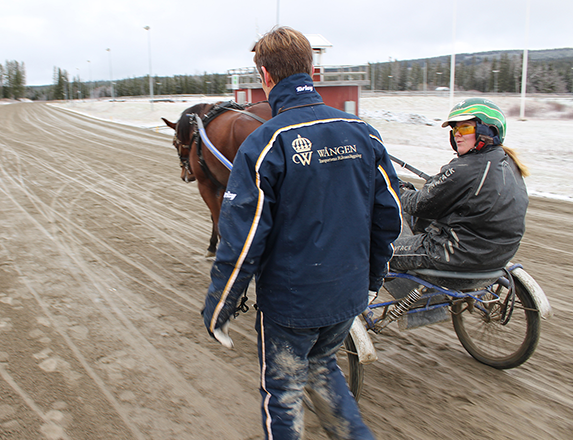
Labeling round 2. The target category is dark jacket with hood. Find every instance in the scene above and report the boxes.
[203,73,402,331]
[400,144,528,270]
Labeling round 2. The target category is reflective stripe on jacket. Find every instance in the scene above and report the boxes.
[204,73,402,329]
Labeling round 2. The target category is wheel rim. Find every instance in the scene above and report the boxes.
[452,277,540,369]
[337,334,363,400]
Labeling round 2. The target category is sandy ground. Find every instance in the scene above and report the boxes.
[0,101,572,439]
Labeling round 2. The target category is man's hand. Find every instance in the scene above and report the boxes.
[202,303,234,349]
[212,321,234,349]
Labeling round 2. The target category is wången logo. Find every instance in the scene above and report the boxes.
[291,134,313,166]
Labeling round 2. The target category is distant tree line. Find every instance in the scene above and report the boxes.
[0,60,26,99]
[16,48,573,101]
[29,69,228,101]
[369,51,573,94]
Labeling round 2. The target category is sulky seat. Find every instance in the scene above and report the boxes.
[408,268,505,291]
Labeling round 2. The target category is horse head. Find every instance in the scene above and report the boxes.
[160,100,272,256]
[161,103,213,183]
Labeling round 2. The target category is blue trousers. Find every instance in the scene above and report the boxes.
[255,311,375,440]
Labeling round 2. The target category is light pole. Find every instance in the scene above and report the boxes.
[106,48,115,100]
[87,60,92,99]
[520,0,531,120]
[144,26,154,110]
[492,69,500,93]
[276,0,280,25]
[436,71,442,88]
[450,0,457,108]
[371,65,376,92]
[76,67,81,100]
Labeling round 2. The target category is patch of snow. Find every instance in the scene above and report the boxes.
[50,93,573,202]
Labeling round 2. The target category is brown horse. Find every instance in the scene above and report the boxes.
[162,101,272,256]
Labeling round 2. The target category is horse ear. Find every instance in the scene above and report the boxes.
[162,117,177,130]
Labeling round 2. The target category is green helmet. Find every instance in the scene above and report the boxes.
[441,98,506,143]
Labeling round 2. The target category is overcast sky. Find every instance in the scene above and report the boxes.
[2,0,572,86]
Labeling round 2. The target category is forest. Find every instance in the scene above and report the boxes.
[2,47,572,101]
[369,48,573,94]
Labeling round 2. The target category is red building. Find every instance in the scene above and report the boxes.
[228,35,369,115]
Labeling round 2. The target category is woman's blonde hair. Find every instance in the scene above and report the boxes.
[502,145,530,177]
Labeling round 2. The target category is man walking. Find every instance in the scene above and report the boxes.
[203,26,401,439]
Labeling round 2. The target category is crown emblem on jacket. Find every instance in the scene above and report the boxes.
[292,134,312,153]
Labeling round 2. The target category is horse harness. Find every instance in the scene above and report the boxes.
[173,132,195,181]
[177,101,268,189]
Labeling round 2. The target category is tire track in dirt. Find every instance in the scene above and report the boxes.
[1,138,214,316]
[0,175,243,438]
[0,103,264,439]
[2,102,572,440]
[1,111,256,348]
[0,364,72,440]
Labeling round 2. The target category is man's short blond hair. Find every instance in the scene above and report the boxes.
[253,27,313,84]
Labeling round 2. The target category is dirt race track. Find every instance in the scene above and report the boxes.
[1,102,572,440]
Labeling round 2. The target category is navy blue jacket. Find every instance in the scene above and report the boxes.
[204,73,402,331]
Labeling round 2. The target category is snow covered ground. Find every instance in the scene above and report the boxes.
[50,92,573,201]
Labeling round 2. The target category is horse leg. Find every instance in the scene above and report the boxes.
[207,216,218,256]
[197,181,223,258]
[206,188,226,256]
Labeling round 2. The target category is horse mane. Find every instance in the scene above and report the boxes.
[176,103,214,145]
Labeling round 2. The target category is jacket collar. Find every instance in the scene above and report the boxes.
[268,73,324,117]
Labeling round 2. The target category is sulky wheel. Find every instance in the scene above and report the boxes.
[452,275,540,369]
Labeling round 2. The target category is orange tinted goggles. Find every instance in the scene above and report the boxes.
[452,125,476,136]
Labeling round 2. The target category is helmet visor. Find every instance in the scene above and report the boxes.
[441,114,476,128]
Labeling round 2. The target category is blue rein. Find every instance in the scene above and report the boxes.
[189,113,234,171]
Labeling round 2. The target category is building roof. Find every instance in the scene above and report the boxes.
[304,34,333,50]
